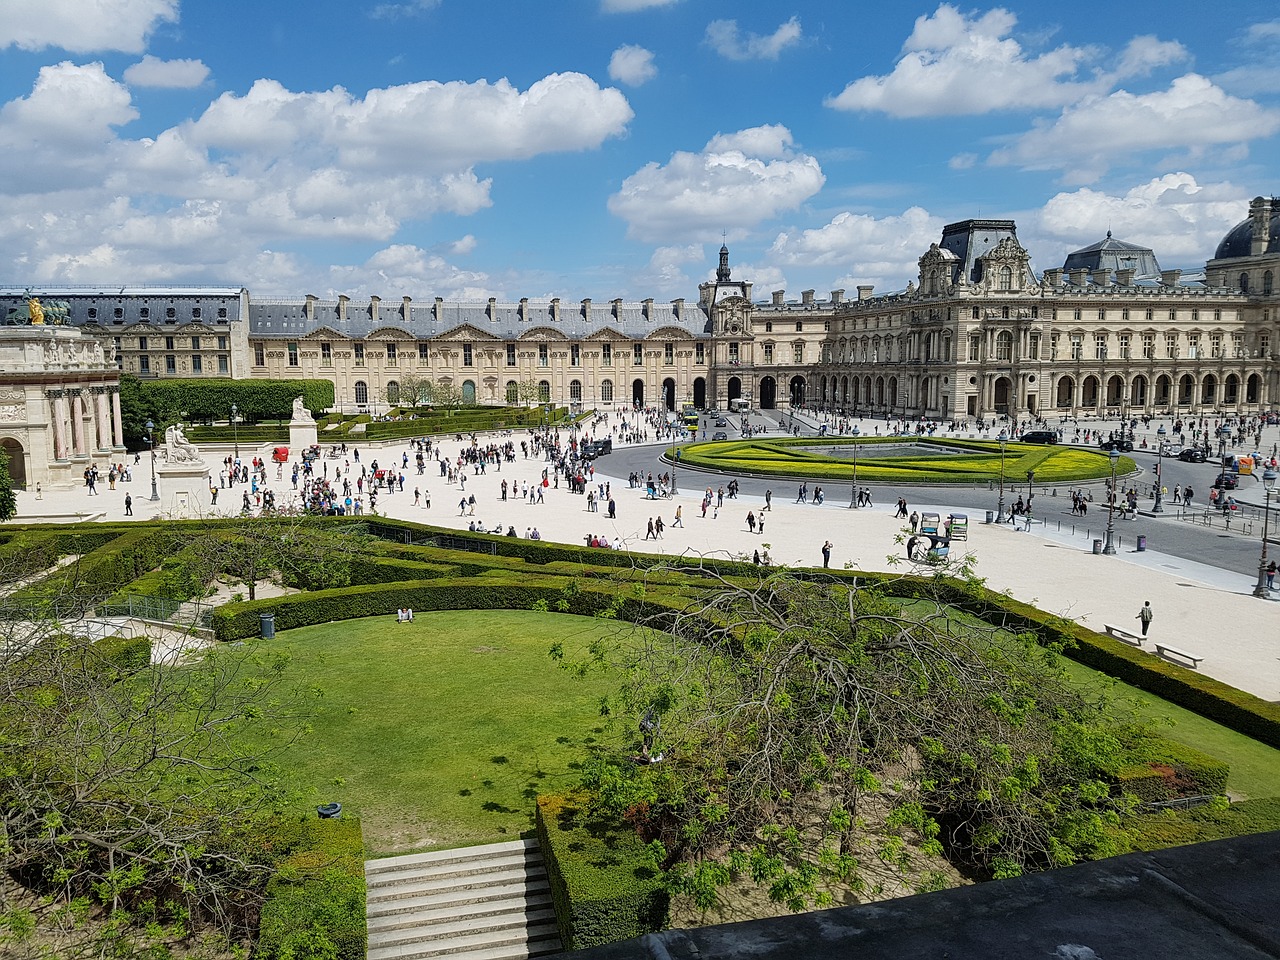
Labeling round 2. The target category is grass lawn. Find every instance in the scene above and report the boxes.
[229,609,629,856]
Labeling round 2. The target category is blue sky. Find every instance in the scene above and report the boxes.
[2,0,1278,302]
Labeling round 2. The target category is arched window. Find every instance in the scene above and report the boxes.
[601,379,613,403]
[538,380,551,403]
[386,380,400,404]
[998,265,1013,291]
[506,380,519,404]
[354,380,368,405]
[569,379,582,402]
[1265,270,1274,296]
[462,380,476,405]
[1239,272,1250,293]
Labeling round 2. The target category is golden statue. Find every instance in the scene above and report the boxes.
[27,298,45,325]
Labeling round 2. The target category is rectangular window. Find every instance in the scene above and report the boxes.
[1262,334,1271,357]
[287,342,298,366]
[138,336,148,351]
[1232,333,1244,358]
[1097,308,1106,321]
[632,343,643,365]
[506,344,516,366]
[419,343,430,364]
[1187,335,1199,359]
[694,342,704,365]
[165,336,175,350]
[191,336,201,350]
[1070,335,1083,360]
[663,343,673,364]
[1192,309,1200,322]
[538,344,548,367]
[1142,334,1155,359]
[1028,333,1040,360]
[464,343,474,366]
[972,307,980,319]
[165,355,176,374]
[1121,308,1130,321]
[354,343,365,365]
[1095,334,1106,360]
[1073,308,1082,321]
[254,343,265,366]
[1119,334,1130,359]
[763,343,774,363]
[139,355,150,373]
[1214,309,1222,323]
[192,355,203,373]
[1165,334,1177,358]
[217,336,228,350]
[218,355,228,374]
[968,336,980,362]
[571,344,581,366]
[321,342,332,365]
[728,342,739,362]
[1210,334,1222,358]
[1145,308,1154,321]
[602,343,612,366]
[793,343,804,363]
[386,342,398,366]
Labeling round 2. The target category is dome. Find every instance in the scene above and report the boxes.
[1214,210,1280,260]
[1062,231,1161,277]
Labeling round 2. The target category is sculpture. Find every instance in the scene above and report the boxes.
[163,423,203,464]
[292,396,308,420]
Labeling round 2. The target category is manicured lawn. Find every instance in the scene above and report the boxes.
[229,609,628,856]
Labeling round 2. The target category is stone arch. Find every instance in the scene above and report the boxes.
[1178,374,1195,405]
[789,376,806,407]
[1055,375,1075,409]
[1247,373,1261,404]
[759,376,777,410]
[1156,374,1172,406]
[994,376,1012,414]
[1224,373,1239,405]
[462,380,477,405]
[1201,374,1216,405]
[1131,374,1148,407]
[727,377,742,405]
[354,380,368,405]
[0,438,26,489]
[693,377,706,409]
[631,378,644,407]
[1081,375,1100,407]
[1106,374,1125,406]
[662,377,676,411]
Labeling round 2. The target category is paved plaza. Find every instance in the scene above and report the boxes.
[11,416,1280,702]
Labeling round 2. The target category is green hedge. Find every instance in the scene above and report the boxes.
[359,406,568,441]
[122,375,334,428]
[92,632,153,673]
[185,425,290,443]
[9,527,176,614]
[536,792,668,950]
[1114,735,1230,802]
[1124,797,1280,852]
[257,816,367,960]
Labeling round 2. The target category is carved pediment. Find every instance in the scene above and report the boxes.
[301,325,347,341]
[645,325,696,341]
[518,326,570,341]
[434,323,502,342]
[583,326,630,342]
[368,326,417,341]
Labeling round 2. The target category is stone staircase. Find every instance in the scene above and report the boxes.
[365,838,562,960]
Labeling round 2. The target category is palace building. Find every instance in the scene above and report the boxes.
[3,196,1277,427]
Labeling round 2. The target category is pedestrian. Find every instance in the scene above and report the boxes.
[655,516,664,538]
[1137,600,1154,637]
[747,511,756,533]
[757,515,764,535]
[673,505,683,527]
[753,548,761,565]
[909,510,919,532]
[1267,560,1277,590]
[124,493,133,516]
[764,489,772,511]
[821,540,832,568]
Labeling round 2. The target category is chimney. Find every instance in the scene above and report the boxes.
[370,295,381,320]
[519,297,528,322]
[1068,268,1088,287]
[1161,269,1182,287]
[433,296,443,322]
[581,298,591,320]
[1093,268,1112,287]
[1250,196,1273,257]
[1115,269,1134,286]
[402,296,412,320]
[611,298,623,318]
[857,285,874,301]
[642,298,653,321]
[338,295,349,321]
[830,289,844,304]
[671,298,684,320]
[304,294,317,320]
[487,297,496,320]
[550,297,560,322]
[1043,268,1063,288]
[772,289,785,306]
[801,289,815,305]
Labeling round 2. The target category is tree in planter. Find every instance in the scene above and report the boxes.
[555,563,1130,911]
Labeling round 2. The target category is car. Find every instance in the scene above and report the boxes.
[1212,472,1239,490]
[1019,430,1058,444]
[1177,448,1207,463]
[1158,443,1183,456]
[1098,438,1134,452]
[712,431,729,440]
[714,417,728,427]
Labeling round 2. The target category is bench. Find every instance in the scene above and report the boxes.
[1103,623,1144,646]
[1154,644,1205,669]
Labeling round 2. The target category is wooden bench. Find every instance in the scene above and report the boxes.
[1154,643,1205,669]
[1103,623,1144,646]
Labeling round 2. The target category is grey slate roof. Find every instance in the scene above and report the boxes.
[1063,231,1162,277]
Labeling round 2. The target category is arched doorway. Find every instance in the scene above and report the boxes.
[1178,374,1195,405]
[789,376,806,407]
[354,380,368,406]
[632,378,645,408]
[1,438,26,489]
[1201,374,1216,405]
[759,376,777,409]
[1055,376,1074,409]
[662,378,676,411]
[1106,375,1124,406]
[1156,374,1172,406]
[994,376,1012,415]
[887,377,898,410]
[1131,374,1148,407]
[462,380,476,405]
[1247,374,1261,403]
[727,377,742,405]
[1224,374,1239,405]
[693,377,706,409]
[1082,375,1100,408]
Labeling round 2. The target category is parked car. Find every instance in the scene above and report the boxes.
[1158,443,1183,456]
[712,431,729,440]
[1098,438,1134,452]
[1020,430,1058,444]
[1177,448,1207,463]
[1213,472,1239,490]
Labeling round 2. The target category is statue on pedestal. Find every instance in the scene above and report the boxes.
[163,423,203,464]
[292,396,309,421]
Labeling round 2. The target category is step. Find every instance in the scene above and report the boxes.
[367,906,558,949]
[366,921,561,960]
[367,849,545,886]
[369,939,563,960]
[368,892,554,933]
[367,839,538,873]
[367,864,548,904]
[367,878,552,919]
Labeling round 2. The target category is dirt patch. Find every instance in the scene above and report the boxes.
[203,576,300,606]
[359,811,440,856]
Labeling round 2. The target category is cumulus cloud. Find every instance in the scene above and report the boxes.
[766,207,945,290]
[124,55,210,89]
[988,74,1280,181]
[827,4,1095,116]
[1112,35,1189,80]
[630,244,704,293]
[1,0,178,54]
[608,45,657,86]
[705,16,802,61]
[601,0,679,12]
[608,124,825,242]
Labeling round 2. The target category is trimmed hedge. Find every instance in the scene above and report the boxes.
[9,527,176,613]
[257,816,367,960]
[1125,797,1280,852]
[536,792,668,951]
[1114,735,1230,802]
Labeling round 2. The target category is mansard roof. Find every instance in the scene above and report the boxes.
[1063,231,1161,277]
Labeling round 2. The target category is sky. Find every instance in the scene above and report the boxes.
[2,0,1278,304]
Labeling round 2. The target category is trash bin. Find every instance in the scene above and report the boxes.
[1136,534,1147,552]
[1092,539,1103,555]
[317,802,342,819]
[985,509,994,524]
[259,613,276,639]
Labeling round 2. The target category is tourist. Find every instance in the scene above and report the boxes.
[1137,601,1154,637]
[821,540,832,568]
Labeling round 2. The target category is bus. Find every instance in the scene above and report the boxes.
[681,404,699,428]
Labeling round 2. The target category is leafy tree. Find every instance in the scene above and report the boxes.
[0,449,17,521]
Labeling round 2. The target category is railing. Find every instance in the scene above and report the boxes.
[400,530,498,555]
[96,594,214,628]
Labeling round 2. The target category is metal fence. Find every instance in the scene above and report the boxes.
[402,532,499,555]
[96,594,214,628]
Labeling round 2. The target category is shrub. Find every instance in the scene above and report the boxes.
[1124,797,1280,852]
[1113,734,1229,802]
[536,792,668,950]
[92,632,153,674]
[257,816,367,960]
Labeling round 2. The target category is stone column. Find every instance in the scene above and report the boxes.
[71,391,86,457]
[92,388,109,452]
[47,390,67,461]
[111,389,124,448]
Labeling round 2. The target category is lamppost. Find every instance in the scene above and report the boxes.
[145,419,159,502]
[995,429,1008,523]
[1253,467,1277,598]
[1153,424,1167,513]
[230,403,239,459]
[848,426,861,508]
[1025,469,1035,531]
[1102,448,1120,554]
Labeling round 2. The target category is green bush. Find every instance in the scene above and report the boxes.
[536,792,668,950]
[1124,797,1280,852]
[1113,735,1230,802]
[92,632,153,673]
[257,816,367,960]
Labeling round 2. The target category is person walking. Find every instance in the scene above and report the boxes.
[124,493,133,516]
[747,511,756,533]
[645,517,655,540]
[1267,560,1277,590]
[1137,600,1154,637]
[673,505,683,527]
[764,489,772,511]
[821,540,833,568]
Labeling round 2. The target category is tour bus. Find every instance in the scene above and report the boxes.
[728,398,751,414]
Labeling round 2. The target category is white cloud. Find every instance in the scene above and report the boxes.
[123,55,210,89]
[827,3,1095,116]
[0,0,178,54]
[948,152,977,170]
[1215,20,1280,96]
[601,0,679,12]
[767,207,945,290]
[705,16,802,61]
[369,0,441,20]
[989,74,1280,181]
[449,234,477,256]
[608,45,657,86]
[1112,35,1189,80]
[631,244,704,293]
[608,125,824,242]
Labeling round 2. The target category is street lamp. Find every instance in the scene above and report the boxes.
[848,426,861,508]
[230,403,239,459]
[1025,469,1035,531]
[145,419,159,502]
[1253,467,1278,598]
[1102,448,1120,554]
[995,429,1008,523]
[1153,424,1166,513]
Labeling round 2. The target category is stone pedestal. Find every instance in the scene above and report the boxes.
[290,416,318,452]
[157,461,212,518]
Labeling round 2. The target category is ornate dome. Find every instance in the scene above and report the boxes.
[1062,231,1160,277]
[1215,209,1280,260]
